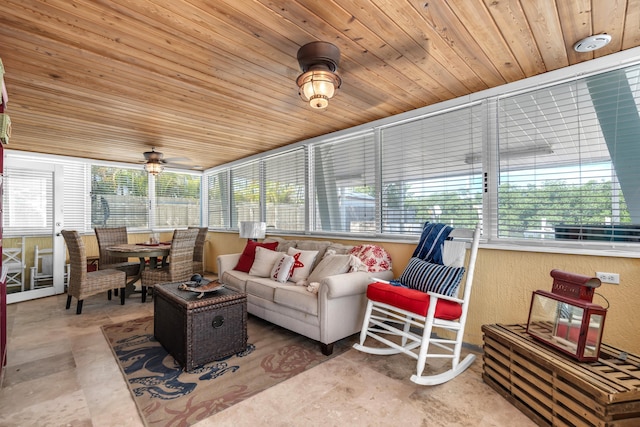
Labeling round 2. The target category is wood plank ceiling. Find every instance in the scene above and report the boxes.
[0,0,639,170]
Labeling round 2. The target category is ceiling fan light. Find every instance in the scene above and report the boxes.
[297,70,341,109]
[296,42,342,110]
[309,95,329,110]
[145,161,163,175]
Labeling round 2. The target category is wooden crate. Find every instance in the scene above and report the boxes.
[482,324,640,427]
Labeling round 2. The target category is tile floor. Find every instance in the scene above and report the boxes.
[0,286,536,426]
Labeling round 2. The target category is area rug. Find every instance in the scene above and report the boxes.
[101,315,353,427]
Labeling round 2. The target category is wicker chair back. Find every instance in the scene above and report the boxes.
[61,229,126,314]
[95,226,140,277]
[188,226,208,274]
[140,228,199,300]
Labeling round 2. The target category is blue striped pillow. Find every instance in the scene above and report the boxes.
[398,257,465,297]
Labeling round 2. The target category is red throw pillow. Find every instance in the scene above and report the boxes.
[234,241,279,272]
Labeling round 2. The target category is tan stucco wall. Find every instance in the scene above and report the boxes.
[204,231,640,355]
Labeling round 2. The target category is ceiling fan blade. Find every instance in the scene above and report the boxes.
[164,156,190,163]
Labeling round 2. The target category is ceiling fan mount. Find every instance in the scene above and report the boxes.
[143,147,166,163]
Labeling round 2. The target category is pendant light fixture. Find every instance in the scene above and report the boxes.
[144,160,163,176]
[296,41,342,110]
[143,148,165,176]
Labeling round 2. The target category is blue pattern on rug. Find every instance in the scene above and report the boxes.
[112,333,255,400]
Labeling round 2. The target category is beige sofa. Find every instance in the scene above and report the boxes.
[217,237,393,355]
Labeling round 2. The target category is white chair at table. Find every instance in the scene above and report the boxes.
[30,245,71,289]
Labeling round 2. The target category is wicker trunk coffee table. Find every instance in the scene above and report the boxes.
[154,281,247,371]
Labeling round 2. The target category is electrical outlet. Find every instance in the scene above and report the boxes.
[596,272,620,284]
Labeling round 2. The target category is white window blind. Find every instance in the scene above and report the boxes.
[380,105,484,235]
[312,132,376,233]
[60,161,90,232]
[207,169,230,228]
[154,171,201,228]
[264,149,306,231]
[91,166,149,229]
[231,161,261,227]
[3,167,53,235]
[497,64,640,244]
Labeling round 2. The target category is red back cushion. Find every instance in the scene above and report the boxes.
[234,241,279,272]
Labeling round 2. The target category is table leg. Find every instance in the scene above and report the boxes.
[124,257,146,298]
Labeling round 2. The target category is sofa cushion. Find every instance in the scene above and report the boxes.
[271,253,295,283]
[295,240,331,265]
[246,277,281,302]
[264,236,298,253]
[287,247,319,283]
[349,244,392,272]
[249,247,282,277]
[234,240,279,272]
[323,242,355,257]
[221,269,252,293]
[307,254,352,284]
[274,285,318,316]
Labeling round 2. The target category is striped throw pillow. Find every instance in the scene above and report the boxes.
[398,257,465,297]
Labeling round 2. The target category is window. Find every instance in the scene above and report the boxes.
[231,161,261,228]
[381,105,484,235]
[3,167,53,235]
[312,132,376,233]
[207,169,230,228]
[154,171,201,228]
[264,149,306,231]
[497,65,640,244]
[91,166,149,229]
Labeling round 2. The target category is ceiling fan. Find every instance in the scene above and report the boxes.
[140,148,195,175]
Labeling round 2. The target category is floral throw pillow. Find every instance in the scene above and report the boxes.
[349,244,392,272]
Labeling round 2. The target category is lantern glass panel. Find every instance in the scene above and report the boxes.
[526,291,606,361]
[583,313,604,359]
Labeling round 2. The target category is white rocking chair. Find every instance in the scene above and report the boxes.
[353,223,481,385]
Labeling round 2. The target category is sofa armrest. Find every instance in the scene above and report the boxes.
[217,253,241,278]
[321,269,394,299]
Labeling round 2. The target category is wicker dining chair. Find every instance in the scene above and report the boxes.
[94,226,141,279]
[61,230,126,314]
[140,228,199,302]
[188,226,208,275]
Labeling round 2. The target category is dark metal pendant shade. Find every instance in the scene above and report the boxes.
[297,41,341,73]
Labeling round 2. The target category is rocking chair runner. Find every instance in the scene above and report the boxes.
[353,223,481,385]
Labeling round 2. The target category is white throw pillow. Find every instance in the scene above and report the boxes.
[270,253,295,283]
[307,254,352,284]
[287,247,319,284]
[249,247,282,277]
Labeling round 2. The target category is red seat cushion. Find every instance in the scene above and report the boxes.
[366,281,462,320]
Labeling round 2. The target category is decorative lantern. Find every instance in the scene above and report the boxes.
[526,269,607,362]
